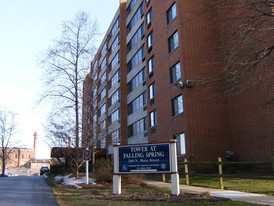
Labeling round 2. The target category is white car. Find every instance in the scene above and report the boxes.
[6,172,16,177]
[6,172,18,177]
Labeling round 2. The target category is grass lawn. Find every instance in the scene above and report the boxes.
[54,185,259,206]
[147,174,274,195]
[182,176,274,196]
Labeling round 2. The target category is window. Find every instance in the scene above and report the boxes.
[170,62,181,83]
[93,86,97,98]
[149,110,157,127]
[127,45,145,72]
[127,3,144,33]
[110,35,120,53]
[93,59,98,69]
[111,70,120,87]
[167,3,177,24]
[128,92,146,114]
[128,118,147,137]
[100,72,107,84]
[100,136,106,148]
[168,31,179,53]
[99,104,106,116]
[148,56,154,73]
[100,120,106,131]
[93,113,97,124]
[174,133,186,156]
[99,88,106,101]
[111,18,119,36]
[128,68,145,93]
[110,52,120,70]
[110,90,120,106]
[110,109,119,123]
[172,95,183,116]
[93,71,98,82]
[146,9,152,26]
[100,57,107,70]
[111,129,120,144]
[127,0,138,16]
[147,31,153,50]
[148,82,155,100]
[101,41,107,55]
[127,23,144,52]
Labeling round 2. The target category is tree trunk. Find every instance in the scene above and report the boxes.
[92,150,96,172]
[75,59,79,148]
[1,150,5,175]
[76,167,79,179]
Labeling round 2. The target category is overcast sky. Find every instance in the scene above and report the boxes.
[0,0,119,158]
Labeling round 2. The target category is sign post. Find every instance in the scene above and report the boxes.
[170,139,180,196]
[113,143,121,194]
[83,148,91,185]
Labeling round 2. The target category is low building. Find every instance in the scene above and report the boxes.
[2,132,51,175]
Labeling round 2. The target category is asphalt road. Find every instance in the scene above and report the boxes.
[0,176,58,206]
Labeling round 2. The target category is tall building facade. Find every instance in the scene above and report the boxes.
[82,0,274,162]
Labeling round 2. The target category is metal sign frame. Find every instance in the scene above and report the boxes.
[118,143,171,174]
[83,149,91,161]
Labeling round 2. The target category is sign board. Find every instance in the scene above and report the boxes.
[83,149,91,161]
[118,143,170,174]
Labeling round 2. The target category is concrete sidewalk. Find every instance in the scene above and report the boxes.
[142,180,274,206]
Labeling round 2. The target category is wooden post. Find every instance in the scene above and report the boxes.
[184,158,189,185]
[218,157,224,190]
[162,174,166,182]
[272,155,274,177]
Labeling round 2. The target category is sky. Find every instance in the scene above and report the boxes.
[0,0,119,159]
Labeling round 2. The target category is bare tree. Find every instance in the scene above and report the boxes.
[196,0,274,93]
[43,113,75,148]
[0,108,17,176]
[39,11,98,148]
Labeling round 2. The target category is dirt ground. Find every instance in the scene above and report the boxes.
[71,183,229,203]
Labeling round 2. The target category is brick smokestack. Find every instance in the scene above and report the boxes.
[33,132,37,160]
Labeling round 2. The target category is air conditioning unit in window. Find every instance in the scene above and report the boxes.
[175,80,184,89]
[148,71,153,79]
[185,80,195,88]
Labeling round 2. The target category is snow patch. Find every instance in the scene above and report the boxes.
[54,174,96,189]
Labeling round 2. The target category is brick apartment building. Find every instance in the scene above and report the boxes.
[82,0,274,162]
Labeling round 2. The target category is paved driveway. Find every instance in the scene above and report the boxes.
[0,176,58,206]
